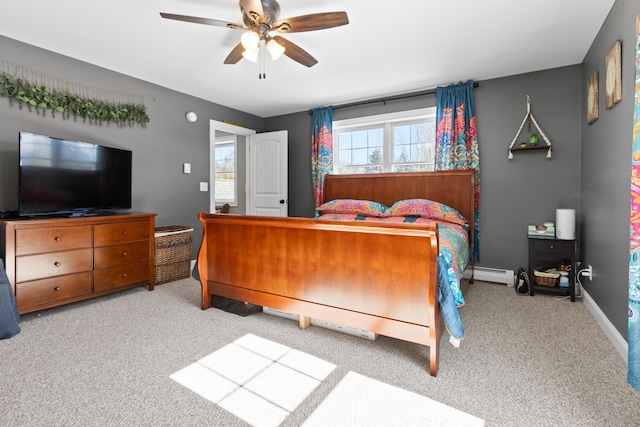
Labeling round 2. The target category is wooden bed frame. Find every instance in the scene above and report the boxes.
[196,170,475,375]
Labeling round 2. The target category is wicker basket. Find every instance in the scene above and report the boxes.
[154,226,193,285]
[533,270,559,287]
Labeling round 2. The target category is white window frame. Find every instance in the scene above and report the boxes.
[332,107,436,174]
[213,136,238,206]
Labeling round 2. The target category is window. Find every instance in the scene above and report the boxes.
[214,137,237,205]
[333,108,436,174]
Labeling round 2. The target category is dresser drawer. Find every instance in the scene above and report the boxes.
[16,225,92,255]
[94,241,149,269]
[531,239,573,255]
[94,221,149,246]
[94,260,150,292]
[16,248,93,282]
[16,272,93,309]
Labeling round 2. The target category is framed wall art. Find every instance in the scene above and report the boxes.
[605,40,622,109]
[587,71,599,124]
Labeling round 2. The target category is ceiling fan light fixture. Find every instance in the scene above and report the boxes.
[266,39,285,61]
[160,1,349,71]
[240,31,260,51]
[242,48,259,63]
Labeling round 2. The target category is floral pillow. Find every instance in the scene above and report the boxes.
[385,199,467,225]
[315,199,388,217]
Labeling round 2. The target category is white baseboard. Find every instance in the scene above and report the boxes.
[582,287,628,364]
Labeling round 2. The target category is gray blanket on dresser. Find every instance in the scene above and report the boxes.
[0,259,20,339]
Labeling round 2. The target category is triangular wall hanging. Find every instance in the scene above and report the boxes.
[508,95,552,159]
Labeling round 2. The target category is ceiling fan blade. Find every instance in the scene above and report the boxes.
[239,0,264,24]
[224,42,245,64]
[273,12,349,33]
[273,36,318,68]
[160,12,245,30]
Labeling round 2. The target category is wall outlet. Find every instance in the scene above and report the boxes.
[580,264,593,281]
[183,163,191,174]
[199,182,208,192]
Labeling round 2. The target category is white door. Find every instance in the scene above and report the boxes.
[247,130,288,217]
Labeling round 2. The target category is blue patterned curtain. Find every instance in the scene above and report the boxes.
[435,80,480,261]
[311,107,333,207]
[627,14,640,391]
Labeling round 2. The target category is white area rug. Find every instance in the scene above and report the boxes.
[303,371,484,427]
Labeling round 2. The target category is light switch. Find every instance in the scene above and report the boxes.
[199,182,208,192]
[183,163,191,174]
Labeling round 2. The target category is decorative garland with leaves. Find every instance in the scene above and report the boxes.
[0,73,150,127]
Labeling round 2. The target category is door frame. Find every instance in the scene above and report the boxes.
[209,120,256,213]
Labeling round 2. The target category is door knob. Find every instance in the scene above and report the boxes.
[279,199,285,204]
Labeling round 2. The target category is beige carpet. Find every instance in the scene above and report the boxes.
[302,371,484,426]
[0,277,636,426]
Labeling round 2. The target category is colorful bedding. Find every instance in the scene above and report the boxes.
[315,200,469,343]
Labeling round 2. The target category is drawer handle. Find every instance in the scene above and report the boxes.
[122,252,128,257]
[550,245,554,249]
[54,261,61,267]
[122,231,128,236]
[122,273,128,278]
[54,287,60,291]
[54,236,61,242]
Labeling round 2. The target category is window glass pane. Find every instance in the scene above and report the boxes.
[394,125,410,146]
[352,148,368,165]
[391,120,435,171]
[352,130,368,149]
[392,164,431,172]
[333,108,435,175]
[336,127,384,168]
[368,148,382,164]
[214,142,236,203]
[338,132,351,150]
[369,128,383,147]
[394,145,408,163]
[338,148,351,166]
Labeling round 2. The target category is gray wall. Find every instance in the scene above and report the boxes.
[580,0,639,340]
[476,67,582,269]
[0,35,265,258]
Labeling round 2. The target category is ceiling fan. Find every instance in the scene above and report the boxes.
[160,0,349,76]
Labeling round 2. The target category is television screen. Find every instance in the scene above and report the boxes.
[18,132,132,217]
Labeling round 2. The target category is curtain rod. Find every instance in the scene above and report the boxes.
[309,81,480,114]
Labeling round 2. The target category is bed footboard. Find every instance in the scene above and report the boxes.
[197,213,442,375]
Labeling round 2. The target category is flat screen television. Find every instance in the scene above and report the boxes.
[18,131,132,217]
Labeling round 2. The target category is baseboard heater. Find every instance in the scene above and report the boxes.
[462,266,515,286]
[262,307,378,341]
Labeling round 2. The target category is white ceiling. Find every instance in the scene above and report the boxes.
[0,0,615,118]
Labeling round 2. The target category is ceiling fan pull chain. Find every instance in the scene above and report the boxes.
[260,40,266,79]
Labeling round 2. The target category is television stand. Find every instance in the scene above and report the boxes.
[0,212,156,314]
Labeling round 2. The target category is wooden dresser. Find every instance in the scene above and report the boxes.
[0,212,156,314]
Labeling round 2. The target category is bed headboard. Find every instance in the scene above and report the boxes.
[323,171,476,228]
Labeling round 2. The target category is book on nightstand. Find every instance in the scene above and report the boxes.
[528,224,555,238]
